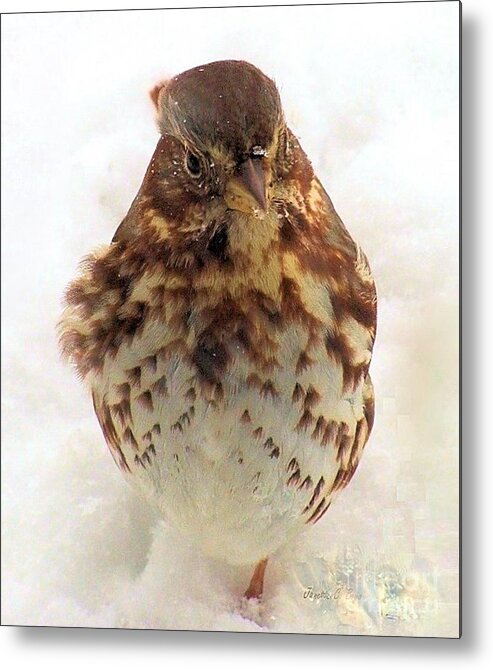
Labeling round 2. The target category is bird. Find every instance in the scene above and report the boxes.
[59,60,377,603]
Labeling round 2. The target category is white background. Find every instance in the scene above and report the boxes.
[0,0,486,666]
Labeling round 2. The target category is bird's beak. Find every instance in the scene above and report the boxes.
[224,158,270,216]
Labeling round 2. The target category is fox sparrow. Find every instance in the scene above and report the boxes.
[59,60,377,601]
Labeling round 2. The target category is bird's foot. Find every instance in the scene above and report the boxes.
[237,558,269,624]
[243,557,268,601]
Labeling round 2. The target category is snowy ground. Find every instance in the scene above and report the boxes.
[1,3,459,637]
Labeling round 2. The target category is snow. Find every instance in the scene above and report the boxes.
[1,2,459,636]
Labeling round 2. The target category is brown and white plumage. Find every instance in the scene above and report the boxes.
[59,60,377,601]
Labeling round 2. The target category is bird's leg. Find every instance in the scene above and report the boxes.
[244,558,268,600]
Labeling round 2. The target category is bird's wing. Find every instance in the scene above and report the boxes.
[322,246,376,520]
[92,391,131,474]
[329,372,375,496]
[58,242,135,380]
[298,179,377,525]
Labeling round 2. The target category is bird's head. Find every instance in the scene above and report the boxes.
[154,59,286,218]
[115,60,312,267]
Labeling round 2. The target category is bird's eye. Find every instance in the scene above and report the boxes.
[185,151,202,178]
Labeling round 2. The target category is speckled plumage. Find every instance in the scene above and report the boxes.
[59,60,377,600]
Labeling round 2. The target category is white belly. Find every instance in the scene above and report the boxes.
[92,323,364,565]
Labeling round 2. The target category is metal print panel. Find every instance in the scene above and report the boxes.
[1,1,460,638]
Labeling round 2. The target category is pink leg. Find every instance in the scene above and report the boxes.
[244,558,268,600]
